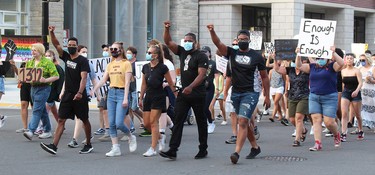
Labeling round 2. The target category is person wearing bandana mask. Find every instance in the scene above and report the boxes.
[208,24,271,164]
[41,26,93,155]
[295,46,344,152]
[159,21,209,160]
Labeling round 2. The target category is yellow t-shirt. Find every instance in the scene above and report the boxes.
[105,59,132,88]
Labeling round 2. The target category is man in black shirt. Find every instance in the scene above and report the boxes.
[159,21,209,160]
[208,24,271,164]
[40,26,93,155]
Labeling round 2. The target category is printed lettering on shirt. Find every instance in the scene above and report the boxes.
[235,55,251,65]
[184,55,191,71]
[66,60,77,69]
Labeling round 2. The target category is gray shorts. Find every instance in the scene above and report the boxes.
[97,97,107,110]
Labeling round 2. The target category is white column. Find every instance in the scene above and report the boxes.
[366,14,375,51]
[271,2,304,41]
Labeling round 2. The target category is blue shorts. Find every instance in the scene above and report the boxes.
[46,101,55,107]
[231,92,260,119]
[0,77,4,94]
[129,91,138,111]
[341,89,362,102]
[309,92,338,118]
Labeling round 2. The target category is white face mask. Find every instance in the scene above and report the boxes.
[81,53,88,58]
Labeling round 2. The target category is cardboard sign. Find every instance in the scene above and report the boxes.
[1,35,43,62]
[298,18,336,58]
[135,61,150,92]
[351,43,368,58]
[275,39,298,60]
[264,42,274,57]
[215,55,228,74]
[249,31,262,50]
[88,57,111,96]
[18,68,43,83]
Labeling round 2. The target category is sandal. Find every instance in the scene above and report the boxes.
[269,118,274,122]
[292,140,301,147]
[301,128,308,142]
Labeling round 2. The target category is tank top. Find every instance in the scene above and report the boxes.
[270,70,284,88]
[342,76,358,91]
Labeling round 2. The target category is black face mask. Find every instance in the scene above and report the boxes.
[68,47,77,54]
[111,51,120,58]
[238,41,249,50]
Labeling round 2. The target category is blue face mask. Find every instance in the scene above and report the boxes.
[126,54,133,60]
[361,61,366,67]
[102,51,109,57]
[146,53,152,61]
[233,45,239,50]
[316,59,327,66]
[290,62,296,67]
[184,42,193,51]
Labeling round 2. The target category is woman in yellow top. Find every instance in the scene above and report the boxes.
[91,42,137,157]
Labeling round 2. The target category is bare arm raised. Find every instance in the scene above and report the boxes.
[207,24,228,57]
[163,21,178,55]
[48,26,64,57]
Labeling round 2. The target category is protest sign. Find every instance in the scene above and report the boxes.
[1,35,43,62]
[249,31,262,50]
[297,18,336,59]
[351,43,368,58]
[264,42,274,57]
[88,57,111,96]
[18,68,43,83]
[275,39,298,60]
[215,55,228,74]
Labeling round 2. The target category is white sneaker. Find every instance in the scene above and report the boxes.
[158,134,166,151]
[23,131,33,141]
[262,110,269,115]
[322,128,329,133]
[221,121,227,125]
[310,126,314,135]
[208,123,215,134]
[120,135,129,141]
[0,115,7,128]
[38,132,52,139]
[128,135,137,152]
[106,145,121,157]
[291,129,296,137]
[143,147,157,157]
[16,128,28,133]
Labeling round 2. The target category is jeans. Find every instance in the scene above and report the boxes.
[169,93,207,152]
[29,86,51,133]
[309,92,338,118]
[231,91,260,119]
[107,88,130,138]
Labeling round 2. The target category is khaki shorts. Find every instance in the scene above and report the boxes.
[288,97,308,117]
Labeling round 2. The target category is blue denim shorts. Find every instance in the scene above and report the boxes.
[309,92,338,118]
[341,89,362,102]
[0,77,4,94]
[231,92,260,119]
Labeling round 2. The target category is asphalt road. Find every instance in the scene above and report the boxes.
[1,107,375,175]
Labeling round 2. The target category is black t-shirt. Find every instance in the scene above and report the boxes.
[129,61,136,92]
[142,62,169,95]
[61,51,90,94]
[177,46,208,96]
[226,47,266,93]
[286,67,310,100]
[206,59,217,87]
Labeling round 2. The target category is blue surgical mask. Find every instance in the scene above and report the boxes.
[183,42,193,51]
[126,54,133,60]
[361,61,366,67]
[146,53,152,61]
[316,59,327,66]
[102,51,109,57]
[233,45,239,50]
[290,62,296,67]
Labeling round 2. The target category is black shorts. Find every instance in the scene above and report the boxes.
[341,89,362,102]
[58,92,89,120]
[143,93,166,112]
[20,83,32,102]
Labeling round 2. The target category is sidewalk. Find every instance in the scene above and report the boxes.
[0,78,98,109]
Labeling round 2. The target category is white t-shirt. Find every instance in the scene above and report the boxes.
[164,59,175,71]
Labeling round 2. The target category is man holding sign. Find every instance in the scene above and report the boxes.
[22,43,59,140]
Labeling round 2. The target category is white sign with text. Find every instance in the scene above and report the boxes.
[215,55,228,74]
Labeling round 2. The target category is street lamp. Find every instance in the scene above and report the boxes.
[42,0,61,50]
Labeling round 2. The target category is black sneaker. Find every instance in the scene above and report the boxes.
[230,152,240,164]
[139,130,152,137]
[246,146,261,159]
[194,150,208,159]
[40,142,57,155]
[281,118,289,126]
[159,149,177,160]
[225,136,237,144]
[79,144,93,154]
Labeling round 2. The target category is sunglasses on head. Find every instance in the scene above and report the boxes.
[110,48,119,52]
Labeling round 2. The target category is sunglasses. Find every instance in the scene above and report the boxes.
[360,59,366,62]
[110,48,120,52]
[232,44,238,46]
[316,58,325,60]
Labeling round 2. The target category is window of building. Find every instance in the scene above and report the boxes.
[354,17,365,43]
[304,12,325,19]
[242,6,271,45]
[0,0,29,35]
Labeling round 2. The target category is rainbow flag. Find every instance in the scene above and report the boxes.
[1,35,43,62]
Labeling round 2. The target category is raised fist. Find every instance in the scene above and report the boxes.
[4,39,17,61]
[48,26,55,32]
[164,21,171,28]
[207,24,214,31]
